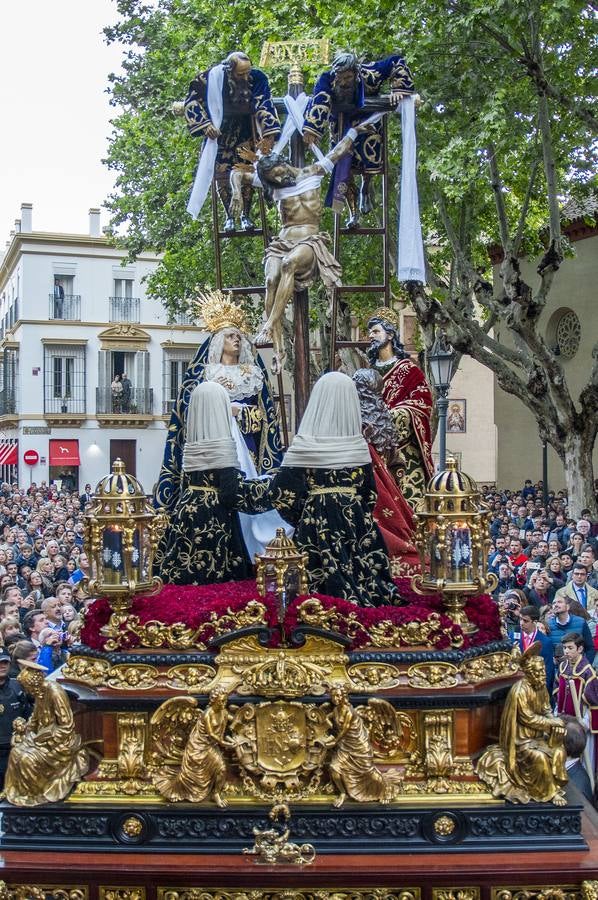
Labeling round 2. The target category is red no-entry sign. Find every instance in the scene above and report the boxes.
[23,449,40,466]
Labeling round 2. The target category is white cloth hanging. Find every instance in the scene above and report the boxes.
[397,95,426,283]
[187,64,225,219]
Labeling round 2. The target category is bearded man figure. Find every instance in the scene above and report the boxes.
[353,368,419,576]
[303,51,413,226]
[184,51,281,231]
[367,309,433,510]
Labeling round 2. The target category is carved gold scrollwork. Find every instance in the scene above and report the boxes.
[165,664,217,692]
[61,655,111,686]
[433,891,480,900]
[0,887,88,900]
[157,891,421,900]
[99,891,146,900]
[214,634,350,697]
[422,711,454,792]
[492,890,581,900]
[348,662,402,690]
[408,662,460,690]
[233,653,330,697]
[461,652,519,684]
[106,665,158,691]
[116,713,147,782]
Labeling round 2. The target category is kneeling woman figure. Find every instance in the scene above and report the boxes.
[269,372,400,606]
[158,382,271,585]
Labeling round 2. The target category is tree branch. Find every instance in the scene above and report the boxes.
[513,158,540,256]
[487,143,511,251]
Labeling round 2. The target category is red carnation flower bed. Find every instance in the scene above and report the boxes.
[80,577,501,653]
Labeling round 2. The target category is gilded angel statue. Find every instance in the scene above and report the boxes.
[4,660,89,807]
[328,686,403,806]
[151,686,232,807]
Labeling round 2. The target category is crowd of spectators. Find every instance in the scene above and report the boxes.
[0,479,94,674]
[482,479,598,803]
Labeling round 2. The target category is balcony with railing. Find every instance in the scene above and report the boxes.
[48,295,81,321]
[169,311,195,327]
[109,297,141,323]
[44,394,86,416]
[96,386,153,425]
[0,390,17,417]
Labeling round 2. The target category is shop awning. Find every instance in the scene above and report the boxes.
[49,439,80,466]
[0,443,17,466]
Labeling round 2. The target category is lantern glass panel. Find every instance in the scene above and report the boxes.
[139,527,152,582]
[264,565,278,596]
[450,524,472,582]
[284,566,300,602]
[102,525,126,585]
[131,528,141,579]
[428,525,442,578]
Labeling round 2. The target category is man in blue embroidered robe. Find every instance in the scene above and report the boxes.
[184,51,281,231]
[302,51,413,226]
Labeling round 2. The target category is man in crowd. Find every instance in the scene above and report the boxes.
[556,563,598,621]
[544,596,595,663]
[0,648,30,789]
[514,605,555,692]
[507,538,529,584]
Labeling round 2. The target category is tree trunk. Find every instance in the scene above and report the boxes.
[562,431,597,518]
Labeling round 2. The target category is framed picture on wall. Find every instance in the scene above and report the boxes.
[446,399,466,433]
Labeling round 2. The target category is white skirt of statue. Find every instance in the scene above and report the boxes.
[231,413,293,559]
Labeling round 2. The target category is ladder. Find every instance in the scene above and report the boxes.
[210,175,290,447]
[330,113,392,365]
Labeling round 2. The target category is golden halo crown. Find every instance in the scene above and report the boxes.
[367,306,401,334]
[194,289,249,334]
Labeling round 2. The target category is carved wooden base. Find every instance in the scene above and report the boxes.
[1,806,598,900]
[0,794,587,854]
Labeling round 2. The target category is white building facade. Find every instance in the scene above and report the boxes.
[0,204,204,493]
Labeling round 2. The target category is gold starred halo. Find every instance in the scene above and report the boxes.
[367,306,401,333]
[194,289,249,334]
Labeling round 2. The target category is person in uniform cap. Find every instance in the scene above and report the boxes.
[0,648,31,789]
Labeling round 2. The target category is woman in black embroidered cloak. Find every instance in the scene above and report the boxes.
[268,372,400,606]
[158,382,270,585]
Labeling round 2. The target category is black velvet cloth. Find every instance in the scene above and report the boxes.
[269,464,400,606]
[157,468,270,585]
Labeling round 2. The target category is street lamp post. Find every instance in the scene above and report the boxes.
[428,334,456,471]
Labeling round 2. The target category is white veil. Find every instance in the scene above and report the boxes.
[282,372,372,469]
[183,382,240,472]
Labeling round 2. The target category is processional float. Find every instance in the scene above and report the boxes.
[1,38,597,900]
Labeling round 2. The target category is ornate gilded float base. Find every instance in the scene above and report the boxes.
[0,799,586,854]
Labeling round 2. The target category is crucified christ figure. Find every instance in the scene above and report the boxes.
[230,123,370,374]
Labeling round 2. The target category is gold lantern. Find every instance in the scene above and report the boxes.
[412,458,498,634]
[255,529,309,627]
[84,459,168,614]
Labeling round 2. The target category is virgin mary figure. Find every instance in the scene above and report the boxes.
[154,291,287,562]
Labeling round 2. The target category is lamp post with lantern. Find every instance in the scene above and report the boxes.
[428,334,456,471]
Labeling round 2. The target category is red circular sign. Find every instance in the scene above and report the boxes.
[23,450,39,466]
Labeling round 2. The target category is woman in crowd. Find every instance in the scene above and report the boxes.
[565,532,585,562]
[547,555,566,588]
[269,372,400,607]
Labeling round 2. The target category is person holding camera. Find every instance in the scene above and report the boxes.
[492,562,517,600]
